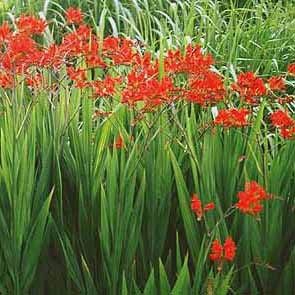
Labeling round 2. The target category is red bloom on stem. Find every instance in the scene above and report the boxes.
[231,72,266,104]
[236,181,270,217]
[164,44,213,74]
[268,76,285,91]
[66,7,83,25]
[102,37,134,65]
[270,110,294,128]
[191,194,202,220]
[281,127,295,139]
[186,71,226,105]
[121,69,175,108]
[209,237,236,270]
[214,108,250,128]
[224,237,236,261]
[0,72,13,88]
[67,66,88,88]
[115,134,123,149]
[16,14,47,35]
[204,202,215,211]
[209,239,223,261]
[191,194,215,221]
[0,22,12,42]
[288,63,295,75]
[92,76,122,98]
[26,72,43,89]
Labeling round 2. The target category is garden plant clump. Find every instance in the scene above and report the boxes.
[0,1,295,294]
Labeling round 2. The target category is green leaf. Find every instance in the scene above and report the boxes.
[169,148,199,262]
[143,269,157,295]
[171,256,191,295]
[159,259,171,295]
[21,189,53,290]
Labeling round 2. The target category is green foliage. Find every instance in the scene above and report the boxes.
[0,0,294,294]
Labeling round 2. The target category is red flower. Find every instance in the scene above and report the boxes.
[191,194,202,220]
[121,70,175,108]
[214,108,250,128]
[16,14,47,35]
[191,194,215,221]
[115,134,123,149]
[224,237,236,261]
[92,76,122,98]
[186,71,226,105]
[231,72,266,104]
[103,37,134,65]
[164,44,213,74]
[204,202,215,211]
[0,22,12,42]
[0,72,13,88]
[288,63,295,75]
[209,237,236,270]
[270,110,294,128]
[26,72,43,89]
[236,181,270,217]
[209,239,223,261]
[268,76,285,91]
[281,127,295,139]
[65,7,83,25]
[67,66,88,88]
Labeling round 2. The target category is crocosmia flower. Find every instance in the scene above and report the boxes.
[214,108,250,128]
[281,127,295,139]
[204,202,215,211]
[115,134,123,149]
[270,110,294,128]
[16,14,47,35]
[270,110,295,140]
[224,237,236,261]
[231,71,266,104]
[288,63,295,75]
[66,7,83,25]
[236,181,270,217]
[191,194,215,221]
[209,239,223,261]
[209,237,236,270]
[268,76,285,92]
[0,22,12,41]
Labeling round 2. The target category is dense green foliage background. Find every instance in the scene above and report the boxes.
[0,0,294,294]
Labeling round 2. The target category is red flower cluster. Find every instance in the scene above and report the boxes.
[92,76,122,98]
[104,37,134,65]
[0,22,11,42]
[214,108,250,128]
[281,127,295,139]
[65,7,83,25]
[115,134,123,149]
[268,76,285,91]
[164,45,226,105]
[16,14,47,35]
[288,63,295,75]
[270,110,295,139]
[191,193,215,221]
[67,66,87,88]
[121,71,175,108]
[270,110,294,128]
[0,7,294,131]
[209,237,236,270]
[231,72,266,104]
[186,71,226,105]
[164,44,213,74]
[236,181,270,217]
[26,72,43,89]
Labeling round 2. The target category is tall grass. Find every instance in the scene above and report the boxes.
[0,0,294,294]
